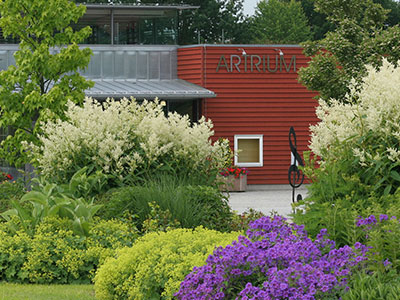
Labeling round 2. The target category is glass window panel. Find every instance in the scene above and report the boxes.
[234,135,263,167]
[237,139,260,163]
[168,100,200,122]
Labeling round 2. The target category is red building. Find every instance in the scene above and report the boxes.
[178,45,318,185]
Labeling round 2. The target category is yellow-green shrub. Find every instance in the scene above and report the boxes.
[0,223,31,282]
[0,217,139,283]
[94,227,239,300]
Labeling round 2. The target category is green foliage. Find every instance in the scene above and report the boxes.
[357,208,400,273]
[297,0,335,40]
[0,216,139,284]
[97,176,234,232]
[94,227,239,300]
[298,0,400,102]
[250,0,312,44]
[0,0,93,166]
[0,179,26,213]
[0,220,31,282]
[293,196,371,247]
[376,0,400,26]
[292,150,400,246]
[1,168,104,236]
[58,166,111,199]
[343,270,400,300]
[182,184,233,231]
[141,201,181,233]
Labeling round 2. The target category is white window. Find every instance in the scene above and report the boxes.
[234,134,263,167]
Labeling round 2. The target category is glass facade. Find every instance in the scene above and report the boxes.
[73,8,178,45]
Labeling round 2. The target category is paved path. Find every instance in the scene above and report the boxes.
[227,184,308,218]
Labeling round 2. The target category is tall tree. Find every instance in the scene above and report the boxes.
[74,0,250,44]
[297,0,334,41]
[0,0,93,166]
[375,0,400,26]
[298,0,400,102]
[284,0,400,41]
[250,0,312,44]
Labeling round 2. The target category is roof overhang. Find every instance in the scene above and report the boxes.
[86,79,216,100]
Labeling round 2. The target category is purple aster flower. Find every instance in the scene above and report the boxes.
[379,214,389,222]
[383,259,392,267]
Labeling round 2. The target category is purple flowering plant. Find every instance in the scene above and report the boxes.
[176,216,369,300]
[356,214,399,272]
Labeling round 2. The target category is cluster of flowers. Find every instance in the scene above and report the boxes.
[356,214,397,227]
[31,97,231,182]
[356,214,399,231]
[0,171,13,182]
[176,216,369,300]
[220,166,248,178]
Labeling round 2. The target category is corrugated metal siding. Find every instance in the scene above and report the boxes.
[178,45,319,185]
[178,47,204,86]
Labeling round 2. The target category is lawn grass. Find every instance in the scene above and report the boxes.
[0,283,96,300]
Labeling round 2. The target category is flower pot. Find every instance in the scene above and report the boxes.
[220,174,247,192]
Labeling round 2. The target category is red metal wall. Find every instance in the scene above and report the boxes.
[178,45,318,185]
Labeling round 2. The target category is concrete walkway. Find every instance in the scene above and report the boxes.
[227,184,308,218]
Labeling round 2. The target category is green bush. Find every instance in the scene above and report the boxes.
[97,179,234,232]
[293,192,400,247]
[0,221,31,282]
[141,201,181,233]
[0,216,139,284]
[182,185,233,231]
[94,227,239,300]
[0,179,26,213]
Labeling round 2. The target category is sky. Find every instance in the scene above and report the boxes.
[243,0,260,16]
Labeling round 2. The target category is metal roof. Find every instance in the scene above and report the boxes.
[86,79,216,99]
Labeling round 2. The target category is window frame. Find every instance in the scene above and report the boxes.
[234,134,263,167]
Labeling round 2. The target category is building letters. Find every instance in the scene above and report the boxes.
[216,54,296,73]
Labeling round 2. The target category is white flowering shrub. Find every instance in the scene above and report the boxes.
[309,59,400,195]
[30,97,230,185]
